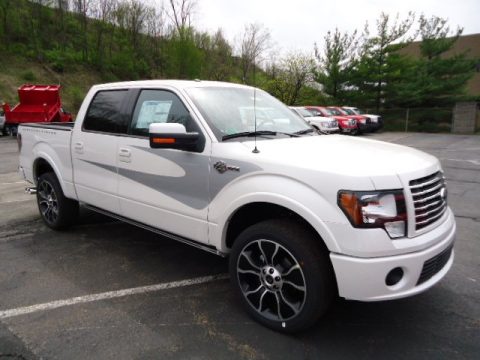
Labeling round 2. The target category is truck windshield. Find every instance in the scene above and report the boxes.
[186,87,311,141]
[295,108,314,117]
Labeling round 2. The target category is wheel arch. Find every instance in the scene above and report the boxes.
[221,199,340,255]
[32,156,66,195]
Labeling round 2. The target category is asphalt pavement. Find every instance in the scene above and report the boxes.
[0,132,479,359]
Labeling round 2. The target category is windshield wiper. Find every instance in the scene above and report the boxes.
[294,128,315,135]
[222,131,300,141]
[222,131,277,141]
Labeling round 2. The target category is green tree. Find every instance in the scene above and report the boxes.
[238,23,271,85]
[394,15,476,107]
[351,12,415,110]
[314,28,358,102]
[265,52,315,105]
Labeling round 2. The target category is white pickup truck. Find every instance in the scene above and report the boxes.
[18,80,455,333]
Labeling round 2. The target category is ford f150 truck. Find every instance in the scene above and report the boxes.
[18,80,455,333]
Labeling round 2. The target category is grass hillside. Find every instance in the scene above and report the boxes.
[0,53,103,116]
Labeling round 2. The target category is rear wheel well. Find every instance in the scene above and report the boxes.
[225,202,325,251]
[34,158,54,183]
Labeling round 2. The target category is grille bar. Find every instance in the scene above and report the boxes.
[416,207,447,226]
[409,171,447,230]
[415,202,446,219]
[410,174,444,189]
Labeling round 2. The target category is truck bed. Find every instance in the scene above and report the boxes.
[19,122,76,200]
[20,122,74,131]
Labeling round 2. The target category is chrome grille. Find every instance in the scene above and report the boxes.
[409,172,447,230]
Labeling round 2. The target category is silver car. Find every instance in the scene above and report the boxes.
[289,106,339,134]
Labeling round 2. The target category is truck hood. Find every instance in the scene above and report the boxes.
[240,135,439,189]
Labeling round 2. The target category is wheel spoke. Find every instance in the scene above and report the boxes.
[238,268,260,276]
[44,207,52,222]
[245,284,264,296]
[282,264,301,277]
[39,199,49,207]
[283,280,305,292]
[257,289,268,311]
[38,190,48,201]
[257,241,268,265]
[274,292,283,321]
[279,291,300,315]
[270,243,279,265]
[240,251,261,270]
[41,206,49,217]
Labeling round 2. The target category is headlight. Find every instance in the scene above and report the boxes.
[338,190,407,238]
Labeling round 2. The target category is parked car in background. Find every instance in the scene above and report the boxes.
[305,106,358,135]
[290,106,339,134]
[327,106,372,133]
[0,109,5,135]
[343,106,383,132]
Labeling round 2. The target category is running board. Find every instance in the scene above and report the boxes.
[83,204,226,257]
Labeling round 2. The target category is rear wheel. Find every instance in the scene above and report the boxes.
[229,219,335,333]
[37,172,78,230]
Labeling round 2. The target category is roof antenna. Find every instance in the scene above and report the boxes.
[252,86,260,153]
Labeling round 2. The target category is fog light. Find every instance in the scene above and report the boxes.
[386,267,404,286]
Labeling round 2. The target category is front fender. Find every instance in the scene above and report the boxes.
[208,174,345,253]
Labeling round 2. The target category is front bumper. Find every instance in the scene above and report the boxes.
[330,217,455,301]
[357,123,373,133]
[339,126,357,133]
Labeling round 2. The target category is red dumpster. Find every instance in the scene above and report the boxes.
[2,84,73,136]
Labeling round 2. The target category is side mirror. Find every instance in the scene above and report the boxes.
[149,123,199,151]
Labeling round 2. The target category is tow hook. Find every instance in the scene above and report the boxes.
[25,187,37,195]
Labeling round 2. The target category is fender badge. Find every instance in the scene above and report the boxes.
[214,161,240,174]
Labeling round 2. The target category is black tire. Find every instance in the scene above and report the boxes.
[37,172,79,230]
[229,219,335,333]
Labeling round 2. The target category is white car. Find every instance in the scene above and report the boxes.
[343,106,383,132]
[18,80,455,333]
[289,106,339,133]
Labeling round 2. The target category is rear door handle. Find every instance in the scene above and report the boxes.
[119,148,131,163]
[74,141,84,154]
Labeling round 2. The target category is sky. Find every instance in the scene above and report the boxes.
[192,0,480,55]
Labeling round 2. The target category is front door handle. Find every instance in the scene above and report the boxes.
[119,148,131,163]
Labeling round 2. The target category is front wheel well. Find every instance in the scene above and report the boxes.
[225,202,326,251]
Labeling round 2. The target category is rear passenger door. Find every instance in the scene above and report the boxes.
[71,89,130,214]
[116,88,211,244]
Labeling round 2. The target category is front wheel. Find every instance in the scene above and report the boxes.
[37,172,79,230]
[229,219,335,333]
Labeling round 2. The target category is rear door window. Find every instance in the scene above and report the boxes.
[83,90,129,134]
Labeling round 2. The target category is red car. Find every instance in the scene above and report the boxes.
[327,106,372,133]
[305,106,358,135]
